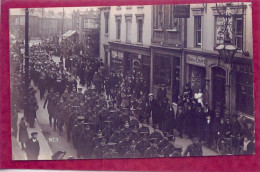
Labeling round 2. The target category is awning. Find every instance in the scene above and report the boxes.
[62,30,78,38]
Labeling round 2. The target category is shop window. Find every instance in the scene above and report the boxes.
[236,69,254,116]
[194,16,202,47]
[154,56,180,103]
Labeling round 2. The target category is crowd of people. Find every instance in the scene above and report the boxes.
[10,38,255,160]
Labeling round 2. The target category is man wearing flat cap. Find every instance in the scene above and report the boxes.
[124,140,141,158]
[136,132,150,157]
[104,142,119,159]
[25,132,40,160]
[144,138,159,158]
[92,137,107,159]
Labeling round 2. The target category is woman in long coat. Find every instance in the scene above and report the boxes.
[19,117,29,150]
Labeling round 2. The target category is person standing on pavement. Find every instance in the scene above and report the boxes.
[43,88,55,127]
[18,117,29,150]
[25,132,40,160]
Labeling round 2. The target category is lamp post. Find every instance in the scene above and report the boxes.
[24,8,30,119]
[20,47,25,82]
[214,3,249,118]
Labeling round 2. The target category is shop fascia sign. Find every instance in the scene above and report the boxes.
[112,50,124,59]
[173,5,190,18]
[186,55,206,67]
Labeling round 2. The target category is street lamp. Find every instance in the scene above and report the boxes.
[215,32,237,64]
[215,2,249,64]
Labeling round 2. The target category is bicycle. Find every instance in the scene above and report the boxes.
[217,135,243,155]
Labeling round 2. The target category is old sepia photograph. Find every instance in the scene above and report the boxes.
[9,2,255,160]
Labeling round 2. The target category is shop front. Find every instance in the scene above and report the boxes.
[184,50,254,120]
[232,60,254,119]
[184,51,230,116]
[110,50,124,73]
[186,54,206,97]
[151,46,182,103]
[109,41,151,89]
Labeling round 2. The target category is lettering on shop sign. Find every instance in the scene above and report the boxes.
[186,55,206,67]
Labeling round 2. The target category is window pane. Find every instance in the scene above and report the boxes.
[197,30,201,44]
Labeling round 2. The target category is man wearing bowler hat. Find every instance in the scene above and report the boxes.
[25,132,40,160]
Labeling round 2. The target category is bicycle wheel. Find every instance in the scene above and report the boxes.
[217,137,228,155]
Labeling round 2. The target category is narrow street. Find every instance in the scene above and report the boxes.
[14,53,217,160]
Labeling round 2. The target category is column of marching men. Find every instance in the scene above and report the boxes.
[10,39,255,159]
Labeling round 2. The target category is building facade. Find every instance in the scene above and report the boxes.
[72,9,100,50]
[9,9,39,39]
[99,7,111,66]
[185,3,253,119]
[105,5,152,88]
[10,8,72,40]
[150,5,186,103]
[99,3,253,119]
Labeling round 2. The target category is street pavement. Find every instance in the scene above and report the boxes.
[12,112,53,160]
[12,54,218,160]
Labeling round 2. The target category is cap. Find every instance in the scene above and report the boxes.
[77,116,85,121]
[140,131,149,135]
[107,142,117,149]
[31,132,38,136]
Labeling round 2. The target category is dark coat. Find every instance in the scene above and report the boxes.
[18,121,29,143]
[183,143,203,157]
[25,138,40,160]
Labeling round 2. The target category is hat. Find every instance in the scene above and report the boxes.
[77,116,85,121]
[31,132,38,136]
[140,131,149,135]
[148,93,154,96]
[107,142,117,149]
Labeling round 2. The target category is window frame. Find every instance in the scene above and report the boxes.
[104,12,109,34]
[194,16,202,47]
[136,14,144,44]
[125,14,132,43]
[115,15,122,41]
[233,15,243,51]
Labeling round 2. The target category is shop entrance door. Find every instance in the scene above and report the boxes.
[212,67,226,112]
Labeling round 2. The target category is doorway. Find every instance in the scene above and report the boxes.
[212,67,226,112]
